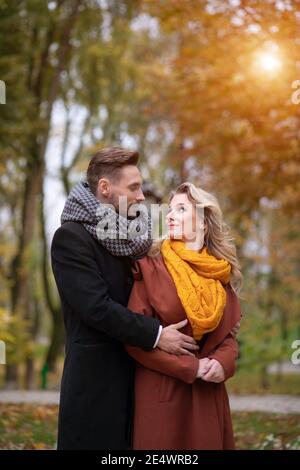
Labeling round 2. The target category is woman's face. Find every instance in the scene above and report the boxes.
[166,193,204,246]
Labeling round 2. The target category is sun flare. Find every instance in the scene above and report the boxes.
[255,50,282,74]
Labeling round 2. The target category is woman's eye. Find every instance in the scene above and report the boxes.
[167,206,185,214]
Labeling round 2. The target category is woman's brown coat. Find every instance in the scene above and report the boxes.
[126,255,242,450]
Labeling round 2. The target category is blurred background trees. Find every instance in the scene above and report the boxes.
[0,0,299,390]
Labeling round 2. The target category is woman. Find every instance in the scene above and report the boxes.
[125,182,243,450]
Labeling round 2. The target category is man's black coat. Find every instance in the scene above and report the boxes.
[51,221,160,449]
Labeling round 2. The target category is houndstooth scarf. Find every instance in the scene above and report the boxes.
[61,181,152,260]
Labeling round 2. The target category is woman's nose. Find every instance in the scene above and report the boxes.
[167,211,174,222]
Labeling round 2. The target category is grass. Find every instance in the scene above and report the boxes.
[0,404,58,449]
[233,412,300,449]
[227,369,300,396]
[0,404,299,450]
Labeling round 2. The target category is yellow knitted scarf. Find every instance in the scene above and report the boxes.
[161,239,231,340]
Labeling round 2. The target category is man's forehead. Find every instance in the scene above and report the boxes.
[119,165,142,184]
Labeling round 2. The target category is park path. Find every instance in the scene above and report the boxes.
[0,391,299,414]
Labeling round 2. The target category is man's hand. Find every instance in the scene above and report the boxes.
[200,358,225,383]
[157,319,199,356]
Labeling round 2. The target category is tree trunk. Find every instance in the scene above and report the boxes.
[24,292,42,389]
[6,158,44,389]
[5,0,83,390]
[40,184,64,379]
[276,310,288,383]
[10,158,44,313]
[44,313,65,374]
[260,365,269,390]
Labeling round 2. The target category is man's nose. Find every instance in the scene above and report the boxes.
[136,189,145,202]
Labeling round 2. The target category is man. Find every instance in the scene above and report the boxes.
[51,147,198,450]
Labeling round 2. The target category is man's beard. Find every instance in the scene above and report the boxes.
[107,194,139,220]
[107,193,119,211]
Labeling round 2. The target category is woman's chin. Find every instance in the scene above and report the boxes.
[168,230,183,241]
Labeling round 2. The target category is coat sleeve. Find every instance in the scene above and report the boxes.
[125,278,199,384]
[206,287,241,381]
[208,333,239,381]
[51,224,160,350]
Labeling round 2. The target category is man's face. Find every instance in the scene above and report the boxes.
[96,165,145,215]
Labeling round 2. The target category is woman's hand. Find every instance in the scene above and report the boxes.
[196,358,211,378]
[198,358,225,383]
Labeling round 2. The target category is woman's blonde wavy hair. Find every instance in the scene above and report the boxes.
[148,182,243,294]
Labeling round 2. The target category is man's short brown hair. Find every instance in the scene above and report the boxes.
[87,147,139,195]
